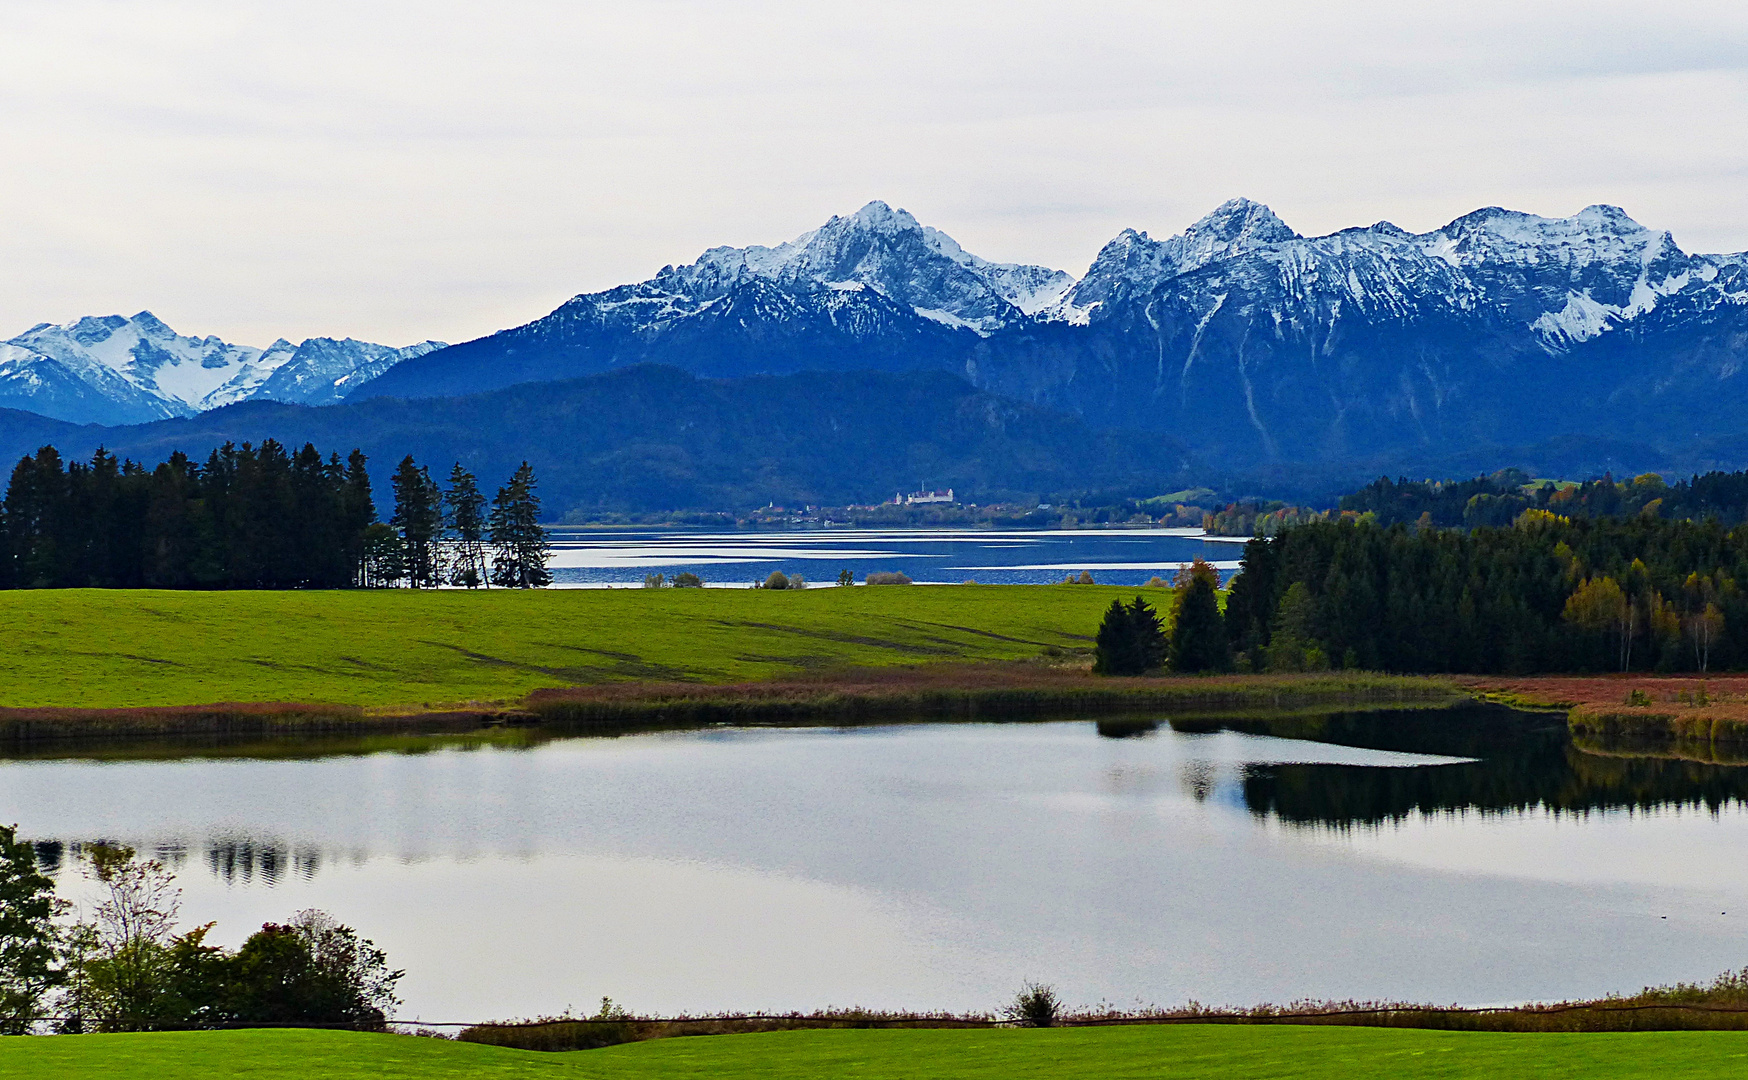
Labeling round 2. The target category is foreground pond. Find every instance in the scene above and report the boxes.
[5,707,1748,1022]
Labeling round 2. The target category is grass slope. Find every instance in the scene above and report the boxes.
[8,1026,1748,1079]
[0,586,1139,710]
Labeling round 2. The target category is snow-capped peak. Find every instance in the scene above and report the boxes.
[653,201,1071,332]
[0,312,445,423]
[1054,197,1300,321]
[1413,204,1696,345]
[1187,197,1300,246]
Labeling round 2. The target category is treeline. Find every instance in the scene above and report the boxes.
[1340,468,1748,530]
[0,442,550,589]
[1224,514,1748,674]
[1203,502,1332,537]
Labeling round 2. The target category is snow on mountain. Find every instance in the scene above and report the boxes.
[653,200,1072,333]
[0,312,444,424]
[249,338,446,407]
[1053,198,1301,323]
[1049,198,1748,355]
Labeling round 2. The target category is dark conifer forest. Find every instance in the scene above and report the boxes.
[0,442,547,589]
[1226,514,1748,675]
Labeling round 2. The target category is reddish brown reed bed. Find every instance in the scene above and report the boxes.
[1459,674,1748,745]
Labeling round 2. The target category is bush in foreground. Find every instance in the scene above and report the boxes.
[1005,981,1061,1027]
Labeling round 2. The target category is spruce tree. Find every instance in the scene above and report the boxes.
[342,450,377,586]
[488,462,551,588]
[389,456,442,588]
[1169,575,1231,673]
[1093,599,1138,675]
[1130,595,1168,670]
[443,464,487,588]
[1093,596,1168,676]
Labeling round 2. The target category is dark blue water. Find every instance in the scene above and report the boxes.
[544,526,1245,587]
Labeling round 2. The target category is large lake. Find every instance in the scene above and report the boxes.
[544,526,1246,587]
[7,707,1748,1023]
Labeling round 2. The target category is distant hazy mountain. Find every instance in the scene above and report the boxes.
[357,199,1748,467]
[0,312,444,424]
[0,365,1195,515]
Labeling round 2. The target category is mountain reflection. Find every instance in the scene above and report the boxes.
[1163,706,1748,826]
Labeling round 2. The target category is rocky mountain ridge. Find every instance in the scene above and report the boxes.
[357,197,1748,466]
[0,312,443,425]
[10,198,1748,471]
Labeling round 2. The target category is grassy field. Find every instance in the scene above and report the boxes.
[0,585,1145,710]
[8,1026,1748,1079]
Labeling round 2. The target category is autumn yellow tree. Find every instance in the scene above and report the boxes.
[1563,576,1634,671]
[1682,571,1731,673]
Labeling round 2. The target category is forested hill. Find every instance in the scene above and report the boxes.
[1341,470,1748,529]
[0,365,1197,518]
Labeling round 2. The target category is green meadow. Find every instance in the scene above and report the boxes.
[8,1026,1748,1080]
[2,585,1141,710]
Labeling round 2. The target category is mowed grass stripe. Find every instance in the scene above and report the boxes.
[2,586,1134,710]
[7,1026,1748,1079]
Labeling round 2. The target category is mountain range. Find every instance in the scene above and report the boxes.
[357,198,1748,467]
[4,197,1748,507]
[0,311,444,425]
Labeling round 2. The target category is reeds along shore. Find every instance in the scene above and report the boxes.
[455,969,1748,1052]
[521,668,1457,726]
[0,668,1459,743]
[1464,675,1748,747]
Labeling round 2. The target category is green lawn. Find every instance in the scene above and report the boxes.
[1,586,1139,710]
[7,1026,1748,1079]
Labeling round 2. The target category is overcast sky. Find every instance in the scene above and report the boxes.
[1,1,1744,347]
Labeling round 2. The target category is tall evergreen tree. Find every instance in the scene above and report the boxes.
[443,464,487,588]
[342,450,377,587]
[1169,575,1231,673]
[1093,596,1167,675]
[488,462,551,589]
[4,447,69,588]
[389,456,442,588]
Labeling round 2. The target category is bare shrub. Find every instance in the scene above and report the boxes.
[1005,981,1061,1027]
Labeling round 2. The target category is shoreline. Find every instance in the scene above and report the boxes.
[1460,675,1748,748]
[19,670,1748,754]
[0,666,1459,746]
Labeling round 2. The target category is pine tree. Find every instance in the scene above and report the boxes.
[389,456,442,588]
[443,464,487,588]
[4,447,69,588]
[1094,599,1138,675]
[488,462,551,588]
[342,450,377,587]
[1130,595,1169,670]
[1093,596,1168,675]
[1169,575,1231,673]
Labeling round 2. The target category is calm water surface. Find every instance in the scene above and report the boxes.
[6,708,1748,1022]
[543,526,1245,587]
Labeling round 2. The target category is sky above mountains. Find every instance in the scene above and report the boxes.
[0,1,1744,348]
